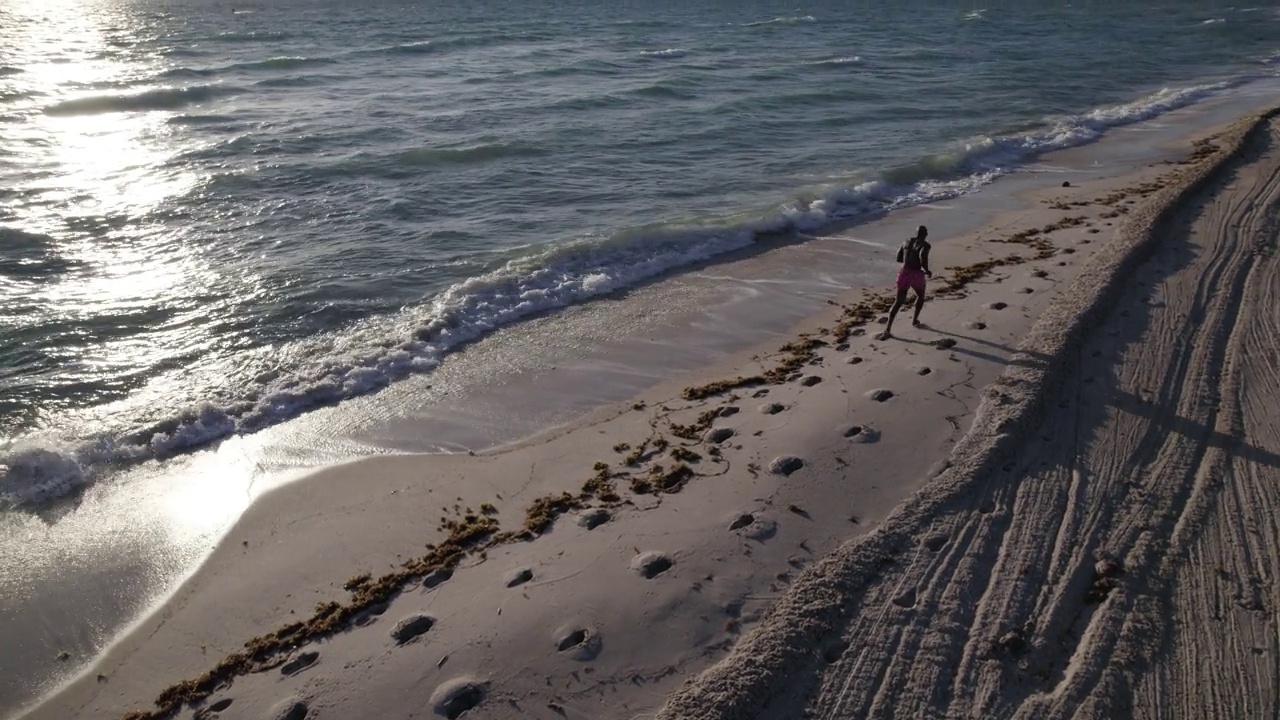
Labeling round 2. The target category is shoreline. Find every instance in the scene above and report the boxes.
[10,95,1280,720]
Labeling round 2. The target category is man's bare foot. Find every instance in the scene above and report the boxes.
[912,320,925,328]
[877,331,892,341]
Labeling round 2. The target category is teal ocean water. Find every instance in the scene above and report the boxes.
[2,0,1278,507]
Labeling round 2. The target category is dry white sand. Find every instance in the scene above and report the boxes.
[17,107,1280,720]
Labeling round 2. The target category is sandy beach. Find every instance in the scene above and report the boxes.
[14,100,1280,720]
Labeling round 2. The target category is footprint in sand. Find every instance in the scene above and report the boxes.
[752,388,770,398]
[195,697,232,718]
[892,588,918,609]
[728,512,777,540]
[769,456,804,476]
[576,508,611,530]
[986,301,1007,310]
[914,366,932,376]
[431,678,487,719]
[391,614,436,645]
[931,338,956,350]
[354,601,389,628]
[965,321,987,330]
[760,402,786,415]
[280,651,318,677]
[505,567,534,588]
[704,427,735,443]
[423,567,453,590]
[846,356,863,365]
[849,422,880,440]
[835,343,850,351]
[719,406,740,417]
[840,424,881,443]
[800,375,822,387]
[554,625,603,660]
[866,389,894,402]
[632,551,674,579]
[924,535,948,552]
[1031,269,1049,278]
[1016,287,1034,294]
[268,698,308,720]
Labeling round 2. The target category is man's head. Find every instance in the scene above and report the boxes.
[916,225,929,241]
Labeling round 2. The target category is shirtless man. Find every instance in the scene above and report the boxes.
[878,225,932,340]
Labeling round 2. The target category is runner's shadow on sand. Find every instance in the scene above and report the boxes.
[925,329,1052,370]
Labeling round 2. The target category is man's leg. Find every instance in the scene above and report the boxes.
[879,287,909,340]
[911,286,926,327]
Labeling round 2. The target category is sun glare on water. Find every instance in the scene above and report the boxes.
[3,0,205,280]
[1,0,254,536]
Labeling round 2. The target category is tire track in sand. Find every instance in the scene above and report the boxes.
[654,109,1280,720]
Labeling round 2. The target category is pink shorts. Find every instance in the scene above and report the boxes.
[896,266,926,294]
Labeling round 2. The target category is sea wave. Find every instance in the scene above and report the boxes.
[0,228,78,281]
[0,90,40,104]
[254,75,333,89]
[166,113,241,126]
[235,56,338,72]
[44,85,238,116]
[632,82,698,100]
[805,56,862,67]
[744,15,816,27]
[516,59,628,80]
[640,48,688,58]
[382,40,435,55]
[397,143,546,165]
[311,142,548,177]
[161,56,337,80]
[368,32,552,57]
[210,31,291,42]
[0,77,1248,509]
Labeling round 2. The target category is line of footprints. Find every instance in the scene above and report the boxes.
[187,291,1035,719]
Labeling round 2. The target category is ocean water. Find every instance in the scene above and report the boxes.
[2,0,1278,508]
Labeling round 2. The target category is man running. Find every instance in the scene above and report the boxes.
[878,225,932,340]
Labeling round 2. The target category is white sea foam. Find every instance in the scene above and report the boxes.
[807,56,861,66]
[640,48,688,58]
[0,77,1251,509]
[744,15,816,27]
